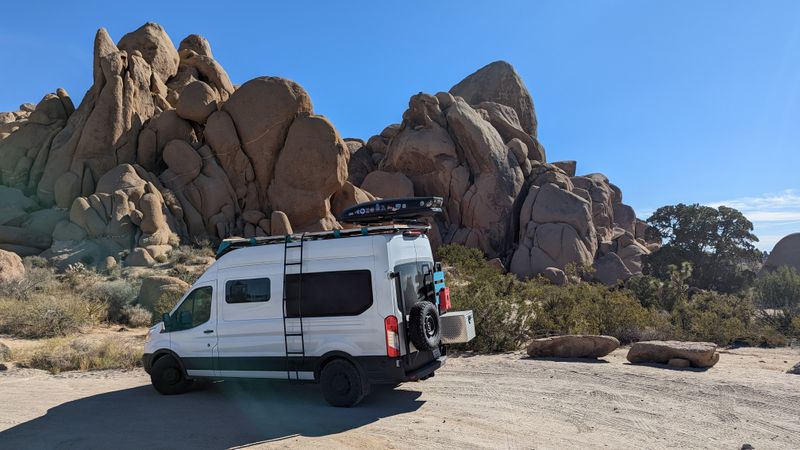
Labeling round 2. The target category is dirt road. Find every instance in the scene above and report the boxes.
[1,347,798,449]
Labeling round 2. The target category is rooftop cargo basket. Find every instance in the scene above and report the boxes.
[339,196,442,225]
[215,197,443,258]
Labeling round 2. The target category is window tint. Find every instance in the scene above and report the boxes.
[170,286,213,330]
[285,270,373,317]
[395,262,435,313]
[226,278,271,304]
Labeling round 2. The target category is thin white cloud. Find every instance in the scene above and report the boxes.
[707,189,800,212]
[741,211,800,222]
[706,189,800,251]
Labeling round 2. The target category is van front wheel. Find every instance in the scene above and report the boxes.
[320,359,367,407]
[150,355,192,395]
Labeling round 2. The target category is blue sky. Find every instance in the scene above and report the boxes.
[1,1,798,250]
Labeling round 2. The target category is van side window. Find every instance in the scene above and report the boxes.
[171,286,213,330]
[285,270,372,317]
[226,278,271,304]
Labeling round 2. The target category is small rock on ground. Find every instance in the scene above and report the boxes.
[526,335,619,359]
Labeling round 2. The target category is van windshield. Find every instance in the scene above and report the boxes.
[395,261,435,314]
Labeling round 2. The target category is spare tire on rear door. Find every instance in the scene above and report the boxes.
[408,301,441,350]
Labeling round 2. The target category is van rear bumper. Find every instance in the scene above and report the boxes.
[359,347,446,384]
[404,355,446,381]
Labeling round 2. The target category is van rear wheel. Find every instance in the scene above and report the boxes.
[150,355,192,395]
[320,359,367,407]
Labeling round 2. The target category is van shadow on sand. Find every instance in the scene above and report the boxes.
[0,380,424,449]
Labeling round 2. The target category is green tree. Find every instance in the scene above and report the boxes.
[643,203,761,292]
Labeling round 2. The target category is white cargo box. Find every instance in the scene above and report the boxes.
[440,310,475,344]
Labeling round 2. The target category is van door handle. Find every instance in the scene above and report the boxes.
[203,329,214,334]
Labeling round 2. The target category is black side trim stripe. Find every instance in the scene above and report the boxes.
[179,352,442,384]
[182,355,397,373]
[183,356,319,372]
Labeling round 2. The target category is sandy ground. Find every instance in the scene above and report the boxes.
[0,346,798,450]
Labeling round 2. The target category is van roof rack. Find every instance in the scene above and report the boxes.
[216,223,431,259]
[216,197,441,259]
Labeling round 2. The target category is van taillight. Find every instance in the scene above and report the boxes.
[384,315,400,357]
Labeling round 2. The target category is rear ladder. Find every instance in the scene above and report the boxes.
[282,233,306,381]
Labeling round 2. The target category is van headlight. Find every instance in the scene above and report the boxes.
[144,324,160,343]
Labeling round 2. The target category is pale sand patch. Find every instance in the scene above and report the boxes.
[0,347,798,449]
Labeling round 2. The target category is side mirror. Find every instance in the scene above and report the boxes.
[162,313,171,331]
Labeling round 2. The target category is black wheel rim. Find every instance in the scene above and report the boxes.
[424,315,437,337]
[163,367,181,385]
[332,373,351,395]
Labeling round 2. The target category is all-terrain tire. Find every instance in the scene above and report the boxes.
[150,355,193,395]
[320,359,368,407]
[408,301,441,351]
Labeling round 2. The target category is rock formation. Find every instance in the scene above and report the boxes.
[763,233,800,273]
[359,63,658,280]
[0,22,656,281]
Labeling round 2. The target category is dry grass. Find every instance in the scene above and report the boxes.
[11,335,143,374]
[121,305,152,328]
[0,294,106,338]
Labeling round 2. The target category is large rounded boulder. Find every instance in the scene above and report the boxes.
[450,60,538,136]
[763,233,800,273]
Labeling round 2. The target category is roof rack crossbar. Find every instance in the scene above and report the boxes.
[216,223,430,259]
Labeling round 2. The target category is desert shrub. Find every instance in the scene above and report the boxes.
[670,291,754,345]
[438,243,790,350]
[450,274,536,352]
[121,304,152,327]
[23,255,49,269]
[626,263,692,312]
[0,294,106,338]
[0,342,10,362]
[753,266,800,337]
[87,279,141,323]
[169,242,215,265]
[747,325,788,348]
[528,282,667,344]
[146,289,184,324]
[13,336,142,374]
[437,245,536,352]
[0,266,62,300]
[437,244,666,351]
[168,265,204,285]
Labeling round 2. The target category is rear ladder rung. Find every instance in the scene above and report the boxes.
[282,232,307,382]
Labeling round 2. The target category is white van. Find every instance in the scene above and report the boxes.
[143,198,475,407]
